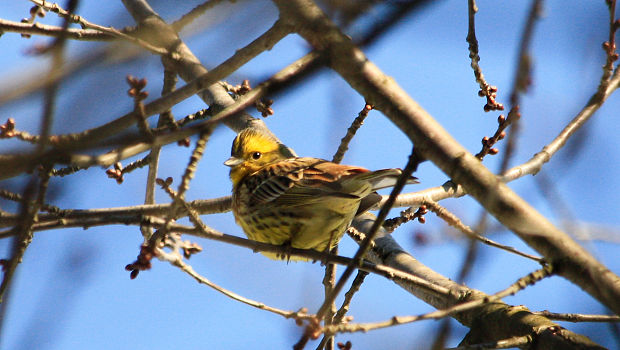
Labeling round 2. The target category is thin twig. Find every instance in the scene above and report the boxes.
[445,335,531,350]
[323,265,554,335]
[502,67,620,182]
[320,102,374,350]
[153,128,213,249]
[389,73,620,210]
[1,53,316,179]
[30,0,168,55]
[0,0,77,306]
[424,200,543,263]
[0,189,61,214]
[0,18,111,41]
[466,0,503,112]
[167,250,314,321]
[382,205,427,233]
[596,0,619,99]
[0,20,296,180]
[141,66,178,239]
[137,218,453,298]
[318,246,338,350]
[333,270,368,324]
[295,147,420,349]
[532,311,620,323]
[316,269,368,350]
[331,104,373,164]
[475,0,542,162]
[171,0,230,32]
[0,197,233,232]
[0,168,52,303]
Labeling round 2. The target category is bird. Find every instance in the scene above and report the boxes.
[224,127,418,260]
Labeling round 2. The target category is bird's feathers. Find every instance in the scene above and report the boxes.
[225,128,418,259]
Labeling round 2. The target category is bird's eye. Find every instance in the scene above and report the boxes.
[251,152,262,160]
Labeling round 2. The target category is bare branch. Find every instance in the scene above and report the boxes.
[466,0,504,112]
[171,0,230,32]
[29,0,168,54]
[424,200,543,263]
[274,0,620,315]
[502,68,620,182]
[0,18,110,40]
[533,311,620,323]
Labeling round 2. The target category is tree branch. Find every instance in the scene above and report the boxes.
[273,0,620,315]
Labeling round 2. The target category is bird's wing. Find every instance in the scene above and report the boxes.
[245,157,368,206]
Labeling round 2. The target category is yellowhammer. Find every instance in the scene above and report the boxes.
[224,128,418,260]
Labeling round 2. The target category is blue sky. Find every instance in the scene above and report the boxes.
[1,1,619,349]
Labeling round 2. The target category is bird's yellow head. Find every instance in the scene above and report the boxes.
[224,128,295,186]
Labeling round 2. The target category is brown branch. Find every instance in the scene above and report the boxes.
[324,266,554,334]
[140,65,179,239]
[352,214,607,349]
[596,0,619,99]
[333,270,368,324]
[321,263,603,349]
[30,0,168,54]
[502,67,620,182]
[533,311,620,323]
[274,0,620,315]
[446,336,532,350]
[171,0,230,32]
[466,0,504,112]
[331,103,373,164]
[475,0,541,163]
[316,148,419,318]
[0,168,51,303]
[0,51,310,182]
[0,18,111,41]
[0,197,231,233]
[0,18,294,180]
[170,252,314,321]
[122,0,287,133]
[137,218,453,297]
[0,0,77,307]
[319,246,338,350]
[424,200,543,263]
[391,67,620,209]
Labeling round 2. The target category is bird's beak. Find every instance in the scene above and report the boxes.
[224,156,243,167]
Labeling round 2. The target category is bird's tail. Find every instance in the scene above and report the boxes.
[363,169,419,191]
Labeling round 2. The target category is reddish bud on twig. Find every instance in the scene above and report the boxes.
[156,176,174,188]
[136,78,147,90]
[125,244,158,279]
[106,169,123,184]
[337,341,352,350]
[177,137,191,147]
[126,75,148,99]
[0,118,16,138]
